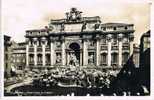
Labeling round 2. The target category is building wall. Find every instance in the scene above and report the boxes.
[11,42,26,70]
[3,8,136,71]
[140,30,150,67]
[24,8,135,70]
[4,35,12,78]
[133,44,140,68]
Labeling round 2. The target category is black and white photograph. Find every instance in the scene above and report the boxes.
[1,0,152,98]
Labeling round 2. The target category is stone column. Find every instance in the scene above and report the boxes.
[129,34,134,56]
[42,37,46,66]
[118,34,123,67]
[50,38,54,66]
[33,38,37,66]
[26,39,29,67]
[62,37,66,66]
[80,51,82,66]
[96,35,100,66]
[67,52,70,65]
[107,34,112,67]
[83,39,88,66]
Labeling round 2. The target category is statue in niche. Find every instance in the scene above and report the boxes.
[56,54,61,64]
[69,53,78,66]
[88,54,94,64]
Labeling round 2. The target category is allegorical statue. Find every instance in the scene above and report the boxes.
[89,54,94,64]
[56,54,61,64]
[69,53,78,66]
[65,7,82,22]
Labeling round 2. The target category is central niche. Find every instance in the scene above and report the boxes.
[69,42,80,65]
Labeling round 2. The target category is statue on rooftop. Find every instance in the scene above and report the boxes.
[65,8,82,22]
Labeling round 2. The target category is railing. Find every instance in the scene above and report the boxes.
[26,31,48,37]
[46,62,51,66]
[123,43,129,46]
[45,47,50,51]
[111,63,118,66]
[111,45,118,50]
[88,45,95,49]
[55,46,62,50]
[101,45,107,50]
[29,48,34,52]
[37,47,42,52]
[83,16,100,22]
[29,62,34,66]
[37,61,42,66]
[122,45,130,50]
[100,63,107,66]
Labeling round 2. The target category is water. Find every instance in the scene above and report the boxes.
[6,84,114,96]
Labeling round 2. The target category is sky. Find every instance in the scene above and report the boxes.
[1,0,151,44]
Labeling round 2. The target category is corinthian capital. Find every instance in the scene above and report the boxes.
[50,36,55,42]
[118,33,123,41]
[129,33,134,41]
[41,37,47,45]
[33,38,38,45]
[107,34,112,42]
[61,36,65,41]
[25,38,29,44]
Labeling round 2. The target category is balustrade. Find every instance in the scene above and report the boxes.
[29,47,34,52]
[111,45,118,50]
[101,45,107,50]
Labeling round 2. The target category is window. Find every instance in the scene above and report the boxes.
[37,54,42,63]
[111,53,118,64]
[101,53,107,64]
[144,37,149,42]
[46,54,50,64]
[29,54,34,63]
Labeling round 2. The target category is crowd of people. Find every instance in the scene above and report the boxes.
[32,67,119,89]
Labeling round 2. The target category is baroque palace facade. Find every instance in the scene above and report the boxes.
[24,8,135,70]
